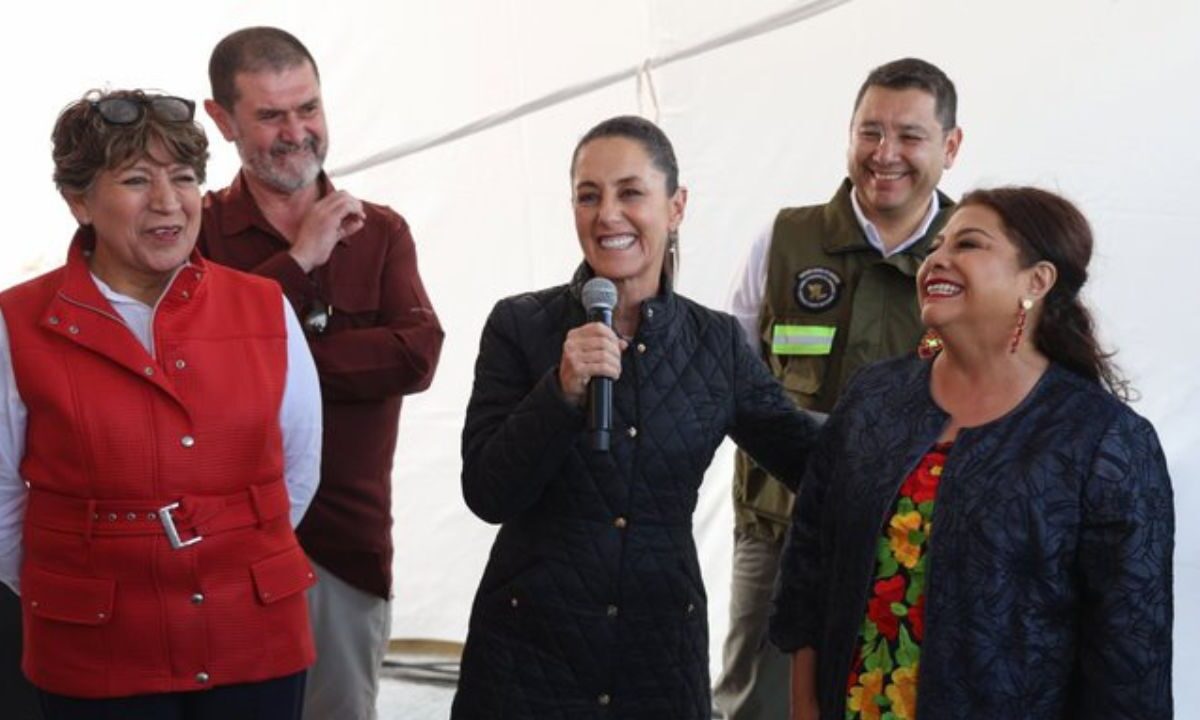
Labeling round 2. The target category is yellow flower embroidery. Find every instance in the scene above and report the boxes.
[888,511,922,569]
[885,664,920,720]
[847,669,885,720]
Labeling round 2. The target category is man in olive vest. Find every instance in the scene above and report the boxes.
[715,58,963,719]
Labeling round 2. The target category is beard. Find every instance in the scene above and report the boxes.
[241,134,327,193]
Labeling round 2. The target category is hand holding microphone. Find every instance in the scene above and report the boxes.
[558,278,624,451]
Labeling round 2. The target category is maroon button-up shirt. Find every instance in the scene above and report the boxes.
[200,172,444,598]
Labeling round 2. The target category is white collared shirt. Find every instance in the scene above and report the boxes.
[849,188,940,258]
[726,188,939,349]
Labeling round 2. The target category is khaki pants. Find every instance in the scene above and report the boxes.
[713,531,790,720]
[303,560,392,720]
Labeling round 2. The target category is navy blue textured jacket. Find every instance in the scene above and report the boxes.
[452,266,820,719]
[770,354,1173,719]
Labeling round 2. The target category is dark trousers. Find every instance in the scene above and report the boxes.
[37,671,306,720]
[1,584,41,720]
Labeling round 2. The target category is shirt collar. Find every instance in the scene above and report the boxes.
[59,226,207,312]
[849,188,940,257]
[90,267,191,310]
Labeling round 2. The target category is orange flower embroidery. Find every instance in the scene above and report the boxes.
[885,664,920,720]
[847,669,885,720]
[888,511,922,569]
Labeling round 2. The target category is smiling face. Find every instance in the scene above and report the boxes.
[847,86,961,226]
[917,204,1055,345]
[65,141,201,303]
[207,61,327,193]
[571,136,686,305]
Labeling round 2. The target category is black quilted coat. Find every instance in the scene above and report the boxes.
[452,267,820,719]
[770,354,1174,719]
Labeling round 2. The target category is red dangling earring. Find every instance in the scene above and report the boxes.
[1010,298,1033,354]
[917,328,943,359]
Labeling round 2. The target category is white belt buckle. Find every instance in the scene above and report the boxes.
[158,501,203,550]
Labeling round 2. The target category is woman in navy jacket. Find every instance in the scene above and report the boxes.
[452,116,821,719]
[771,187,1173,719]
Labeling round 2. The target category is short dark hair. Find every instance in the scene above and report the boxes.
[958,186,1128,399]
[570,116,682,279]
[52,89,208,194]
[208,26,319,110]
[853,58,957,130]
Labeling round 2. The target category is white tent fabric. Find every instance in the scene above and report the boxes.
[2,0,1196,691]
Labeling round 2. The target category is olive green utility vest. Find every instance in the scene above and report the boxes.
[734,180,954,542]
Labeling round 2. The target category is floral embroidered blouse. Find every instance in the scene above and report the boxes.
[845,443,950,720]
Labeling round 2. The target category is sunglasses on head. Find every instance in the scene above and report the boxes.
[90,95,195,125]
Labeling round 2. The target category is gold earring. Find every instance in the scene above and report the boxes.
[917,328,943,359]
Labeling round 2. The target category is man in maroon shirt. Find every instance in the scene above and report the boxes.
[199,27,444,720]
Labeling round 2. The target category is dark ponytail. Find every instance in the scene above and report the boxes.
[960,187,1130,400]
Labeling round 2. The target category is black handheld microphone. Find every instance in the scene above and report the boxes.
[581,277,618,452]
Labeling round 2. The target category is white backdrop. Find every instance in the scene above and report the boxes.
[2,0,1196,693]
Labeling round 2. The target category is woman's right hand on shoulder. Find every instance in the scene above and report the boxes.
[558,322,626,407]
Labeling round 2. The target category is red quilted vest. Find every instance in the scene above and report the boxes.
[0,231,315,698]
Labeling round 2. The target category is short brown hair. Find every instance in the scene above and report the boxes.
[209,27,319,111]
[52,89,209,194]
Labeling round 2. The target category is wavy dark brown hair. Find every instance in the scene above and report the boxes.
[52,89,208,195]
[959,186,1130,400]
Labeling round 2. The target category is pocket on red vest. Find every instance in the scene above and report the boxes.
[22,565,115,625]
[250,545,317,605]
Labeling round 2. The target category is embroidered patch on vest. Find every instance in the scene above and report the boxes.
[793,267,842,311]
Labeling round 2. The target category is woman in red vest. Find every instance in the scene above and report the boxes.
[0,90,323,719]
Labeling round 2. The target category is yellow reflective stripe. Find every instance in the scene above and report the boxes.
[772,325,836,355]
